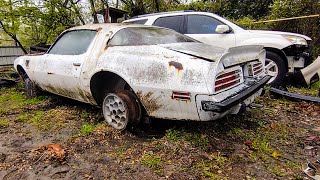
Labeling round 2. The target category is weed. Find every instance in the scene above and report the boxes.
[195,160,222,179]
[81,123,95,134]
[266,164,286,177]
[80,111,90,120]
[15,113,32,122]
[0,119,9,128]
[286,161,300,169]
[210,152,229,167]
[25,96,47,104]
[165,129,209,147]
[141,152,163,169]
[185,132,209,147]
[30,111,47,130]
[166,129,183,142]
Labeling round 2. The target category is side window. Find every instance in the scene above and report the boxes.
[128,19,148,24]
[153,16,184,33]
[48,30,96,55]
[186,15,224,34]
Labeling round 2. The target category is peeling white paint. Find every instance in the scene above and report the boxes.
[14,24,268,122]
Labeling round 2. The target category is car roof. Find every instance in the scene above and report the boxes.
[131,10,195,19]
[67,23,152,32]
[128,11,216,20]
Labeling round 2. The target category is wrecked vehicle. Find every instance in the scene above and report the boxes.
[14,24,270,130]
[124,11,312,86]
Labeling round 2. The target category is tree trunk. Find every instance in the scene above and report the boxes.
[89,0,99,23]
[0,21,28,54]
[154,0,160,12]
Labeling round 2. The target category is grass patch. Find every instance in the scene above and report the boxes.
[287,81,320,97]
[193,151,229,179]
[30,111,47,130]
[28,109,68,131]
[15,113,33,122]
[0,119,9,128]
[165,129,209,147]
[81,123,95,134]
[0,87,47,116]
[141,152,163,169]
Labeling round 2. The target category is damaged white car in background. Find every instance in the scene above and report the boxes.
[14,24,270,130]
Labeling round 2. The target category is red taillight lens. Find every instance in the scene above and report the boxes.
[252,62,263,75]
[215,69,241,92]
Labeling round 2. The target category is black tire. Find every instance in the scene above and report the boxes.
[24,77,40,99]
[265,51,287,87]
[102,90,141,131]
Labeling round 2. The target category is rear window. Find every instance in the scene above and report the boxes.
[108,27,196,46]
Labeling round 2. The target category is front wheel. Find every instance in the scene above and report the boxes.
[24,77,40,99]
[265,51,287,87]
[102,90,141,131]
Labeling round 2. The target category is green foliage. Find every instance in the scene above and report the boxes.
[81,123,95,134]
[0,0,84,51]
[0,119,9,128]
[165,129,209,147]
[195,154,228,179]
[141,152,163,169]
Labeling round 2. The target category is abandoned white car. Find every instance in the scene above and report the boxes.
[14,24,270,130]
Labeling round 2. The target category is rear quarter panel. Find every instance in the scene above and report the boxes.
[94,45,211,120]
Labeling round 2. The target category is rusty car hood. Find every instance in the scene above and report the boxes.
[159,43,226,62]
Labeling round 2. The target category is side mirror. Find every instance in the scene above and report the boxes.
[215,25,231,33]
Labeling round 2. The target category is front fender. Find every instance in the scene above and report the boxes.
[238,37,292,50]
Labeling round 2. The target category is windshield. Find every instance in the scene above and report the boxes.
[108,27,197,46]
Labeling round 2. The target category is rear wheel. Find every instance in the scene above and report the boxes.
[102,90,141,131]
[265,51,287,87]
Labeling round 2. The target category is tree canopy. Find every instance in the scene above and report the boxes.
[0,0,319,56]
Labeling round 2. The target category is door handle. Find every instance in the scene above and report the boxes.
[73,62,81,66]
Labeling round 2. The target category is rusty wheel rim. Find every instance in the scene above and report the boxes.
[102,93,128,130]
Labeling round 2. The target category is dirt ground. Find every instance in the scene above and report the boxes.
[0,67,320,179]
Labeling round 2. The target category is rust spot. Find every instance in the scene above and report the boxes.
[136,91,162,114]
[169,61,183,71]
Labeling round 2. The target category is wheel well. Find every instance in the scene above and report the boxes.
[90,71,130,105]
[264,47,288,71]
[16,65,28,80]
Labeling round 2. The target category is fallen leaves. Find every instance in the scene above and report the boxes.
[46,144,66,161]
[271,151,282,158]
[32,143,66,162]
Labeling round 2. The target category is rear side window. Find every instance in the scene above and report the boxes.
[153,16,184,33]
[186,15,224,34]
[48,30,96,55]
[128,19,148,24]
[109,27,195,46]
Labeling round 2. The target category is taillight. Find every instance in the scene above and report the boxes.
[215,69,241,92]
[252,62,263,76]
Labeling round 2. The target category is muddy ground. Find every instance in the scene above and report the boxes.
[0,67,320,179]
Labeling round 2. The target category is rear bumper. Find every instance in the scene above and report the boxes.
[201,75,271,112]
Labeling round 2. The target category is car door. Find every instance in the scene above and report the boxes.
[43,30,97,101]
[184,15,236,49]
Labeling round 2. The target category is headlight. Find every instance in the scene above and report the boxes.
[282,35,308,45]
